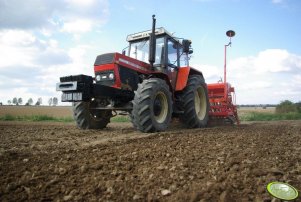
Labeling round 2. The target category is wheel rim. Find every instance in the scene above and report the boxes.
[194,86,207,120]
[153,91,168,123]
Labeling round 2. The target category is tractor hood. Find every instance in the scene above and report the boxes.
[94,52,152,74]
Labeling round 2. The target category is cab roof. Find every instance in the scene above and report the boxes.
[126,27,176,42]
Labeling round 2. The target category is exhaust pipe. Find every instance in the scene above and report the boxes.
[149,15,156,68]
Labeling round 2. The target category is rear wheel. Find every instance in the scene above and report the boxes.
[72,101,112,129]
[131,78,172,133]
[180,75,209,128]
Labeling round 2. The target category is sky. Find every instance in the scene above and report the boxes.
[0,0,300,105]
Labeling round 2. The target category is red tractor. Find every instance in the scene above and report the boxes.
[56,15,238,133]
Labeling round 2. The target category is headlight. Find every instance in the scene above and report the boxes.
[95,71,115,82]
[96,75,101,81]
[108,73,114,80]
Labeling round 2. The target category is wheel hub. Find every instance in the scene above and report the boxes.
[154,98,162,116]
[153,92,168,123]
[195,87,207,120]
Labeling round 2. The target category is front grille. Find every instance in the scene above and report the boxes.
[95,70,115,86]
[119,67,139,91]
[94,53,115,66]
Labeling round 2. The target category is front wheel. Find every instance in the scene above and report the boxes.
[72,101,112,129]
[179,75,209,128]
[131,78,173,133]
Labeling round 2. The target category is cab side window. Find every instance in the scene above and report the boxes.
[167,40,178,66]
[179,47,188,67]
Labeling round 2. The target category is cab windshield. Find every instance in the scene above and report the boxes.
[129,37,164,65]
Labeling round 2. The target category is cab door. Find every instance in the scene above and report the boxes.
[166,38,180,89]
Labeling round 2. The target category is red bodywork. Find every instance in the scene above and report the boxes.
[93,52,197,92]
[207,82,239,124]
[94,53,153,89]
[93,53,239,124]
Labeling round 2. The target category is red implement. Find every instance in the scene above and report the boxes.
[207,82,239,124]
[207,30,239,125]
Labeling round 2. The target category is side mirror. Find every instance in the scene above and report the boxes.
[182,39,192,54]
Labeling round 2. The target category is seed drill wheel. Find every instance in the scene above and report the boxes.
[72,101,112,129]
[131,78,172,133]
[180,75,209,128]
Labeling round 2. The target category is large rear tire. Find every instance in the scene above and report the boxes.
[72,101,112,129]
[131,78,172,133]
[180,75,209,128]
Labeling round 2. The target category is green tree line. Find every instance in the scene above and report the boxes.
[6,97,58,106]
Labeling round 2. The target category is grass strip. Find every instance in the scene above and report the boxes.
[111,116,130,122]
[240,112,301,121]
[0,114,73,122]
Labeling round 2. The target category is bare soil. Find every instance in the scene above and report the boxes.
[0,120,301,201]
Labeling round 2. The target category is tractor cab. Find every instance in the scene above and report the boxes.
[126,27,192,72]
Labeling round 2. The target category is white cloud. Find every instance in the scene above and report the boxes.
[0,29,77,104]
[61,19,93,33]
[194,49,301,104]
[194,64,222,82]
[239,81,272,91]
[229,49,301,75]
[0,0,110,105]
[65,0,96,7]
[254,49,292,73]
[0,43,91,105]
[0,30,71,68]
[0,0,61,29]
[292,75,301,85]
[228,49,301,104]
[0,0,110,35]
[58,0,109,36]
[0,30,38,67]
[0,30,36,46]
[68,46,88,64]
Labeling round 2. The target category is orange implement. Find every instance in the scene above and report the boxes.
[207,82,239,124]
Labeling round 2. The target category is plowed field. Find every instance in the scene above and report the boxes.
[1,119,300,201]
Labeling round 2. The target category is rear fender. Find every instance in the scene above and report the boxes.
[176,67,190,91]
[175,67,204,91]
